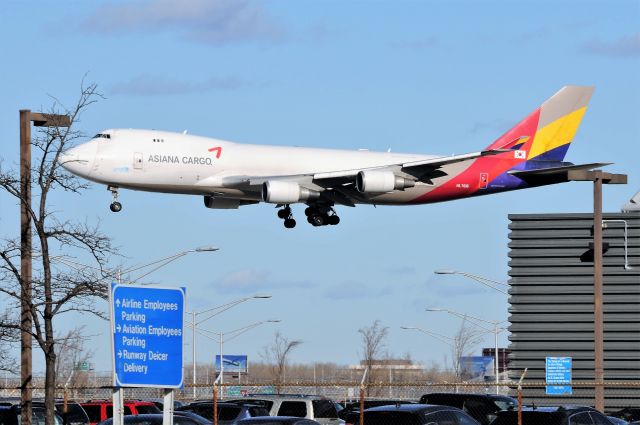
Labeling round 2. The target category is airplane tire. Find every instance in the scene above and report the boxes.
[284,218,296,228]
[310,215,325,227]
[110,202,122,213]
[329,215,340,225]
[304,207,314,217]
[277,209,288,219]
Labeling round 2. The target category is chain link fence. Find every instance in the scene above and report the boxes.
[1,379,639,411]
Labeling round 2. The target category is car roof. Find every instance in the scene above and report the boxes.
[238,417,313,422]
[365,404,457,413]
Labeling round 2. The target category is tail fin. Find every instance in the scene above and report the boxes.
[485,86,594,162]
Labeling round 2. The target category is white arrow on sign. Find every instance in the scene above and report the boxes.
[118,351,122,358]
[116,324,121,332]
[115,299,121,307]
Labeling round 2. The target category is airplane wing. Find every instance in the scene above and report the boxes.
[203,149,510,206]
[199,149,511,206]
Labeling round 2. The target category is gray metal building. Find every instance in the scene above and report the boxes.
[507,212,640,409]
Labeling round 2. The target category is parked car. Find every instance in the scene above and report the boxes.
[97,413,210,425]
[489,406,616,425]
[344,403,480,425]
[418,393,516,425]
[33,400,90,425]
[237,417,322,425]
[612,409,640,423]
[608,417,629,425]
[177,402,269,425]
[81,400,160,425]
[0,404,64,425]
[338,400,416,420]
[227,395,343,425]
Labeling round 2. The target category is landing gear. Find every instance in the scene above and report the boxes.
[110,201,122,212]
[277,205,296,229]
[305,205,340,227]
[108,186,122,213]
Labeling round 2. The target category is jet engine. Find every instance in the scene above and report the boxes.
[262,181,320,204]
[356,170,415,193]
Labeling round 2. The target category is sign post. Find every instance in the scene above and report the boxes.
[110,283,185,425]
[545,357,572,395]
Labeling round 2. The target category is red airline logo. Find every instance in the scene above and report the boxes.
[208,146,222,159]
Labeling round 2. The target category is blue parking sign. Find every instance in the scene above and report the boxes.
[111,284,185,388]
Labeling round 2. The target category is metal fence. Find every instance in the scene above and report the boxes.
[2,380,639,412]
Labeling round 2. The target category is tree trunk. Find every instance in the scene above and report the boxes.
[44,348,56,425]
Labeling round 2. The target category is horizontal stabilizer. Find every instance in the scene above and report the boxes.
[508,162,612,184]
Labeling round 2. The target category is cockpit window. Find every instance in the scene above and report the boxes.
[93,133,111,139]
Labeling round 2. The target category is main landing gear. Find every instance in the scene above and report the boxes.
[277,205,296,228]
[276,204,341,228]
[304,205,340,227]
[108,186,122,212]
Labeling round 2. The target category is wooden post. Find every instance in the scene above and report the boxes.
[19,109,33,425]
[359,387,364,425]
[593,172,604,411]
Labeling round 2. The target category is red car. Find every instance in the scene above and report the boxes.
[81,400,160,425]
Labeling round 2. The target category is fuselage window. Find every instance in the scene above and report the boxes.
[152,138,165,143]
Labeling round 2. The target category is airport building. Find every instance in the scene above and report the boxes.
[507,212,640,410]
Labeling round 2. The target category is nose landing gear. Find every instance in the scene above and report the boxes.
[277,205,296,229]
[108,186,122,212]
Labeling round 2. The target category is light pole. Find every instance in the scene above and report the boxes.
[427,308,507,394]
[188,295,272,399]
[49,246,218,425]
[400,326,458,392]
[400,326,454,347]
[195,319,281,398]
[434,269,509,295]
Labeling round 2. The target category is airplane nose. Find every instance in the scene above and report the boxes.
[58,142,97,176]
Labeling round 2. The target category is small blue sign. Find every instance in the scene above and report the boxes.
[215,355,248,373]
[111,284,185,388]
[546,357,572,395]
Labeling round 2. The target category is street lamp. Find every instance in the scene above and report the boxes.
[400,326,454,347]
[187,295,272,398]
[195,319,281,398]
[47,246,218,425]
[434,269,509,295]
[426,308,507,394]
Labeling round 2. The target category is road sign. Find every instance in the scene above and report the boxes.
[215,355,248,373]
[546,356,572,395]
[75,361,90,371]
[111,283,185,388]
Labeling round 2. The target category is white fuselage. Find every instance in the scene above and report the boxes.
[62,129,455,204]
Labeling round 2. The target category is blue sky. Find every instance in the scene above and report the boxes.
[1,0,639,375]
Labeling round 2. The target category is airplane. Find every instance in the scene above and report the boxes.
[59,86,608,229]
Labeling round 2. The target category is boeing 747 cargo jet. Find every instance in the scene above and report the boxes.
[60,86,607,228]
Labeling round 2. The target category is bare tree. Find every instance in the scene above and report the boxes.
[450,318,484,381]
[0,311,18,371]
[54,326,95,387]
[358,320,388,394]
[261,332,302,391]
[0,81,115,425]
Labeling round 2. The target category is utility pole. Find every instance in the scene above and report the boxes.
[567,169,627,411]
[19,110,70,425]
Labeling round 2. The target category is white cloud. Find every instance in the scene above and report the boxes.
[109,74,254,96]
[583,32,640,58]
[81,0,287,45]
